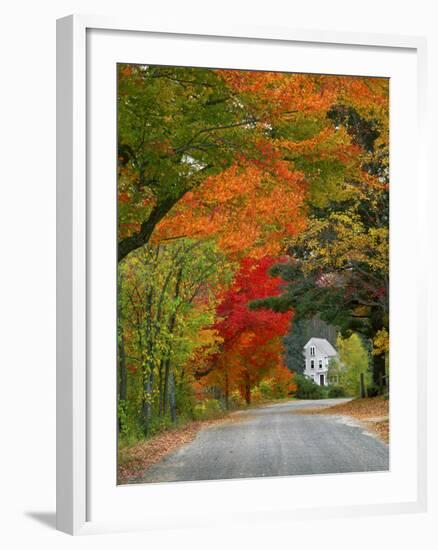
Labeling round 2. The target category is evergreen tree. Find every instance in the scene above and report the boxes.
[283,320,306,373]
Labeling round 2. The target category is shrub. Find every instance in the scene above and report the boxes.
[148,415,173,436]
[294,374,327,399]
[259,378,275,400]
[118,399,129,437]
[269,364,297,398]
[328,385,346,398]
[251,386,263,404]
[176,379,197,419]
[193,398,224,420]
[228,391,245,409]
[272,378,295,399]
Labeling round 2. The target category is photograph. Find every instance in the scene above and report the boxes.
[116,64,390,485]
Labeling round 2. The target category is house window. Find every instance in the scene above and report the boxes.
[310,346,315,356]
[310,360,314,369]
[318,360,323,369]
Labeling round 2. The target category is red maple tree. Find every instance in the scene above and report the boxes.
[204,257,293,404]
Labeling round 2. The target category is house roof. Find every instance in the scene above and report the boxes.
[304,337,337,357]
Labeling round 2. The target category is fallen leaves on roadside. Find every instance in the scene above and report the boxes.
[292,396,389,443]
[118,413,253,484]
[363,418,389,444]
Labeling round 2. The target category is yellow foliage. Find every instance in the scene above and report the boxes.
[372,328,389,356]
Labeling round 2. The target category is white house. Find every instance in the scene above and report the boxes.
[303,337,338,386]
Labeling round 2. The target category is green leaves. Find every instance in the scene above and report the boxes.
[330,333,371,397]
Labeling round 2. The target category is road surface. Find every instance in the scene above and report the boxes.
[136,398,389,483]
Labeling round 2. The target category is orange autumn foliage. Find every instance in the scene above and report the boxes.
[152,73,388,257]
[153,160,307,257]
[217,71,337,120]
[217,71,388,121]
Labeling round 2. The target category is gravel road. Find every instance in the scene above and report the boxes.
[136,398,389,483]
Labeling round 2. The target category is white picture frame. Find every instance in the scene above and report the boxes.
[56,14,428,535]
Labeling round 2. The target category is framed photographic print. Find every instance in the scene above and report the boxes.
[56,15,427,535]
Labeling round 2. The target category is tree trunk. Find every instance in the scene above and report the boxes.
[161,267,183,417]
[372,353,386,393]
[224,372,229,410]
[360,372,366,398]
[158,360,165,417]
[162,358,170,416]
[117,273,127,433]
[244,372,251,405]
[118,333,127,400]
[141,367,154,436]
[117,333,127,434]
[118,197,180,262]
[168,367,177,424]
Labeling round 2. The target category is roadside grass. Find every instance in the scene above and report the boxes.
[291,396,389,444]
